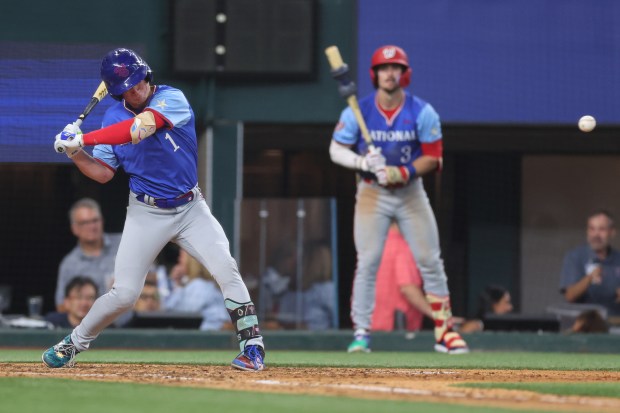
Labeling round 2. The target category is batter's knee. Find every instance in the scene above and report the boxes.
[413,248,441,269]
[208,254,241,282]
[356,252,383,276]
[108,286,141,311]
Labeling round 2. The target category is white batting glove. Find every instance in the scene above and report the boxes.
[54,123,84,157]
[63,122,82,135]
[54,139,83,158]
[374,167,388,186]
[364,146,386,173]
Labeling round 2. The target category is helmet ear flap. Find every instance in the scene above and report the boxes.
[399,66,412,88]
[369,68,378,88]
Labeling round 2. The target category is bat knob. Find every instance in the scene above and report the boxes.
[54,140,66,153]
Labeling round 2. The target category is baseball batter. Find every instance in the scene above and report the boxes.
[42,48,265,371]
[330,45,468,354]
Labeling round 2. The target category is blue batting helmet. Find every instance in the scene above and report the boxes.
[100,48,152,101]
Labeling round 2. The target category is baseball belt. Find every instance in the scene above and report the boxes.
[135,186,200,209]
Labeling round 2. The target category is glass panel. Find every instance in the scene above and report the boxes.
[239,198,338,330]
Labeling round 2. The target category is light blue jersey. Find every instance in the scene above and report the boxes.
[333,91,441,181]
[93,85,198,199]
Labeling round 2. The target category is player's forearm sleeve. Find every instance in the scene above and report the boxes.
[329,140,368,171]
[83,111,166,145]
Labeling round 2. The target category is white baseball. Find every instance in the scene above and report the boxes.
[578,115,596,132]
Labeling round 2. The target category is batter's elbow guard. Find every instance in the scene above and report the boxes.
[130,111,157,144]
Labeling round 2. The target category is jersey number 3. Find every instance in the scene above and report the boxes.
[400,146,411,163]
[165,133,180,152]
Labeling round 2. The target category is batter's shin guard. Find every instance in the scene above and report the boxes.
[427,293,468,354]
[426,293,454,342]
[225,299,264,351]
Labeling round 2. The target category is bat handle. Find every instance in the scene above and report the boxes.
[75,118,84,127]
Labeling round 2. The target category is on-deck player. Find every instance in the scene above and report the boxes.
[43,48,265,371]
[329,45,468,354]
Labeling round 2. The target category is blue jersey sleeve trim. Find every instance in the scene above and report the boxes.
[332,107,359,145]
[417,104,442,143]
[148,88,191,128]
[92,144,119,170]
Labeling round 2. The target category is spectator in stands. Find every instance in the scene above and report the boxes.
[277,240,336,330]
[55,198,121,311]
[261,241,296,324]
[370,225,509,334]
[570,309,609,333]
[458,285,514,333]
[371,223,432,332]
[46,277,97,328]
[560,210,620,317]
[164,249,230,331]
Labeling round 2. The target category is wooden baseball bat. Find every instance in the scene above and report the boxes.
[56,81,108,153]
[76,81,108,127]
[325,46,375,149]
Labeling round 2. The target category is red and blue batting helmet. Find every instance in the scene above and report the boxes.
[100,48,152,101]
[369,45,411,88]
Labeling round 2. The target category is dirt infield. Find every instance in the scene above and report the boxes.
[2,363,620,412]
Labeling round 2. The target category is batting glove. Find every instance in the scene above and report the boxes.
[364,147,386,173]
[54,123,84,157]
[374,167,388,186]
[384,166,410,186]
[63,122,81,135]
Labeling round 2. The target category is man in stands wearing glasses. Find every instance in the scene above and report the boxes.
[54,198,121,312]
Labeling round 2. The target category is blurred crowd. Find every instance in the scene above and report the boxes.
[15,197,336,332]
[2,198,616,335]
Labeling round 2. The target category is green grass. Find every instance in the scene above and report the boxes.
[0,378,560,413]
[458,382,620,399]
[2,349,618,413]
[2,349,620,370]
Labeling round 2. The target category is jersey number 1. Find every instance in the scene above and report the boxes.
[165,133,180,152]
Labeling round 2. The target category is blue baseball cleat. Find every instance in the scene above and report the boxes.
[42,335,80,368]
[231,345,265,371]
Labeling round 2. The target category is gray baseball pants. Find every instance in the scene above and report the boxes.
[351,178,449,330]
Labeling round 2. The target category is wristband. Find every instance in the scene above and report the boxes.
[403,163,417,179]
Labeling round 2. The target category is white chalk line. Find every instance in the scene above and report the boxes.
[252,379,620,408]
